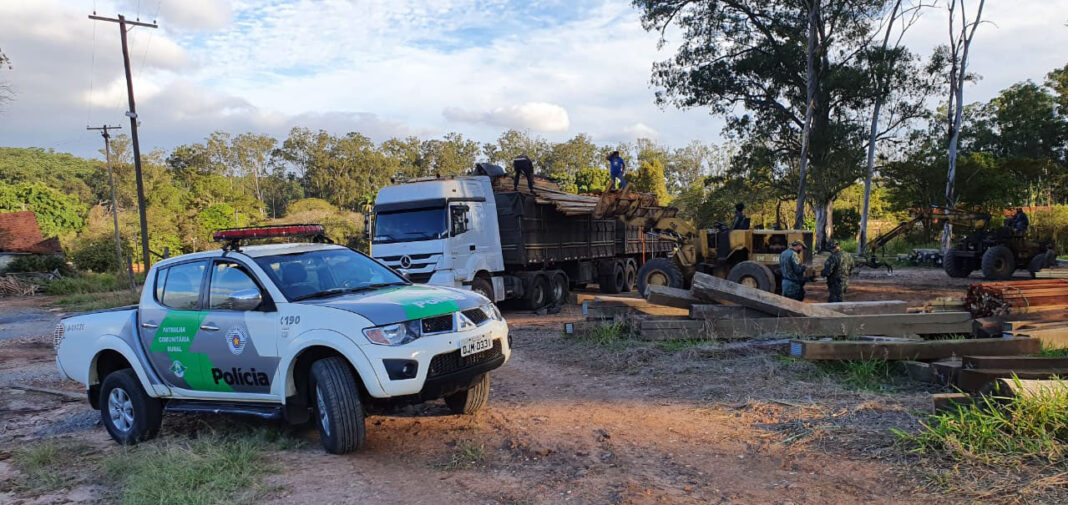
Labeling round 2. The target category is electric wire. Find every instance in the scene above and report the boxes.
[137,0,163,79]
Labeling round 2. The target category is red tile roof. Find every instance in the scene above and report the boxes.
[0,211,64,254]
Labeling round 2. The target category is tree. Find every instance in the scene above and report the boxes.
[421,132,481,177]
[942,0,986,252]
[0,47,12,110]
[482,130,552,174]
[628,159,670,205]
[634,0,930,249]
[574,167,610,194]
[0,182,87,237]
[545,134,601,192]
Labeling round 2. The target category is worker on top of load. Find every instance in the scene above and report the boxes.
[823,240,854,303]
[607,151,627,191]
[732,203,747,230]
[1009,207,1029,235]
[513,154,536,193]
[780,240,810,301]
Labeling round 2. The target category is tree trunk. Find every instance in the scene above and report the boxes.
[943,0,985,253]
[794,0,819,230]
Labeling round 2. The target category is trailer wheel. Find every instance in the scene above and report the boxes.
[599,261,626,294]
[726,261,776,292]
[981,245,1016,280]
[549,272,569,305]
[636,258,684,295]
[524,275,549,310]
[622,259,638,292]
[943,249,972,278]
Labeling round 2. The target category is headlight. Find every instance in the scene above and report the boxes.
[456,311,477,331]
[363,320,421,346]
[480,303,503,322]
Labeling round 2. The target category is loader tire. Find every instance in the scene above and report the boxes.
[981,245,1016,280]
[943,249,972,278]
[726,261,776,292]
[636,258,684,296]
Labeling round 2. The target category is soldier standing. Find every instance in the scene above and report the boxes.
[779,240,809,301]
[823,240,853,302]
[512,154,536,193]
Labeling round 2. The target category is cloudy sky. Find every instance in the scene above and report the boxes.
[1,0,1066,160]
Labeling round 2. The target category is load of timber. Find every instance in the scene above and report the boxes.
[964,279,1068,318]
[489,175,677,221]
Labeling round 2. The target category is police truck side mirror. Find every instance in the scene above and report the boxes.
[227,288,263,311]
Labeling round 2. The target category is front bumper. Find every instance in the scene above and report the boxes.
[359,318,509,398]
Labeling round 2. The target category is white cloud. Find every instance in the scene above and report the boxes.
[622,123,659,142]
[443,102,571,132]
[114,0,234,31]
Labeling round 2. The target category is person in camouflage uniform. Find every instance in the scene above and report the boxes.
[823,240,854,302]
[779,240,809,301]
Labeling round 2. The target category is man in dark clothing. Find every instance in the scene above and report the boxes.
[779,240,809,301]
[1011,208,1029,235]
[732,203,747,230]
[607,151,627,191]
[513,155,535,193]
[823,240,853,303]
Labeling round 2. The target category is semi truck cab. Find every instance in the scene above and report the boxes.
[372,176,506,301]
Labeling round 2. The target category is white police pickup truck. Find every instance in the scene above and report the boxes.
[53,225,509,454]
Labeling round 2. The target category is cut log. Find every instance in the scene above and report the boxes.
[688,304,768,320]
[972,317,1004,339]
[956,368,1068,393]
[690,272,844,318]
[562,320,627,337]
[637,319,710,341]
[789,337,1041,361]
[645,285,699,309]
[583,301,687,319]
[706,312,974,340]
[931,358,963,386]
[903,361,935,383]
[931,393,973,413]
[962,355,1068,370]
[978,378,1068,399]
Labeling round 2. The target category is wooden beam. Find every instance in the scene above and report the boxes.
[956,368,1068,393]
[582,301,687,319]
[931,393,973,413]
[707,312,974,340]
[972,317,1004,339]
[962,355,1068,370]
[789,337,1041,361]
[645,285,699,309]
[1015,327,1068,349]
[562,320,627,337]
[688,304,768,320]
[688,300,908,320]
[690,272,844,318]
[978,378,1068,399]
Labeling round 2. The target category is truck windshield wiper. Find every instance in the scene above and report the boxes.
[343,282,406,294]
[291,288,347,301]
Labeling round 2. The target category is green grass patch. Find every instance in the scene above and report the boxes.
[565,321,634,348]
[1038,344,1068,358]
[41,272,136,296]
[102,433,284,505]
[893,378,1068,464]
[10,439,96,492]
[817,359,906,392]
[52,289,140,312]
[436,440,484,471]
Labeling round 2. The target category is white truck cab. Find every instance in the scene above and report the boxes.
[54,225,509,454]
[372,175,506,300]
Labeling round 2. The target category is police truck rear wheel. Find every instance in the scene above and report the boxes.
[444,373,490,415]
[726,261,776,292]
[100,369,162,445]
[310,357,366,454]
[636,258,684,295]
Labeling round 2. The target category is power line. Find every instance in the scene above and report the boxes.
[138,0,163,79]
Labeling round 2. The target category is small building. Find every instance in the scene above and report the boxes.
[0,211,64,272]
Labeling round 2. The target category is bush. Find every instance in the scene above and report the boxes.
[833,207,860,240]
[41,272,127,295]
[70,235,133,273]
[4,254,72,275]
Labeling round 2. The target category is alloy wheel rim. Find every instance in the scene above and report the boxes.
[108,387,134,432]
[316,386,331,437]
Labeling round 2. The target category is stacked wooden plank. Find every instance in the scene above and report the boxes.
[964,279,1068,318]
[1003,319,1068,350]
[489,175,677,220]
[1034,268,1068,279]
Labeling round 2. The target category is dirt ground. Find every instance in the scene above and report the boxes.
[0,268,1062,504]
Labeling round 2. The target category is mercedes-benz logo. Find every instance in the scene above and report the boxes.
[399,255,412,268]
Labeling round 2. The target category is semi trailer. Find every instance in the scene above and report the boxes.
[370,164,675,308]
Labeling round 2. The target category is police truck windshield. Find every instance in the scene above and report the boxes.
[253,248,406,301]
[373,208,447,244]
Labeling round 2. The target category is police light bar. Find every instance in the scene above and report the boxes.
[213,224,326,242]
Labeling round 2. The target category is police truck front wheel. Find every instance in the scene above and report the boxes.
[445,373,490,415]
[100,369,162,445]
[310,357,366,454]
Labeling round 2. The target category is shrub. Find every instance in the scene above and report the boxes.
[833,207,861,240]
[70,235,133,273]
[4,254,72,275]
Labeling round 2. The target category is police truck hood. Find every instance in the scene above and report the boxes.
[298,284,486,326]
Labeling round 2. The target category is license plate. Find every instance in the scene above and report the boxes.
[460,334,492,357]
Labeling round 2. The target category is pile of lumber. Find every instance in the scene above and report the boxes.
[1035,268,1068,279]
[489,175,676,221]
[964,279,1068,318]
[918,354,1068,412]
[1003,319,1068,350]
[0,275,39,296]
[565,272,974,342]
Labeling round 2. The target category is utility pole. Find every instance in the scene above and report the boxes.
[89,12,157,272]
[88,124,137,292]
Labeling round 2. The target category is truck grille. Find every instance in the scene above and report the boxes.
[421,314,454,334]
[427,340,503,378]
[407,272,433,283]
[462,308,489,325]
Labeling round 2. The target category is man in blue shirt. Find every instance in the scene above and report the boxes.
[607,151,627,191]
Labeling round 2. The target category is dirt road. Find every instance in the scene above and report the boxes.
[0,269,1052,504]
